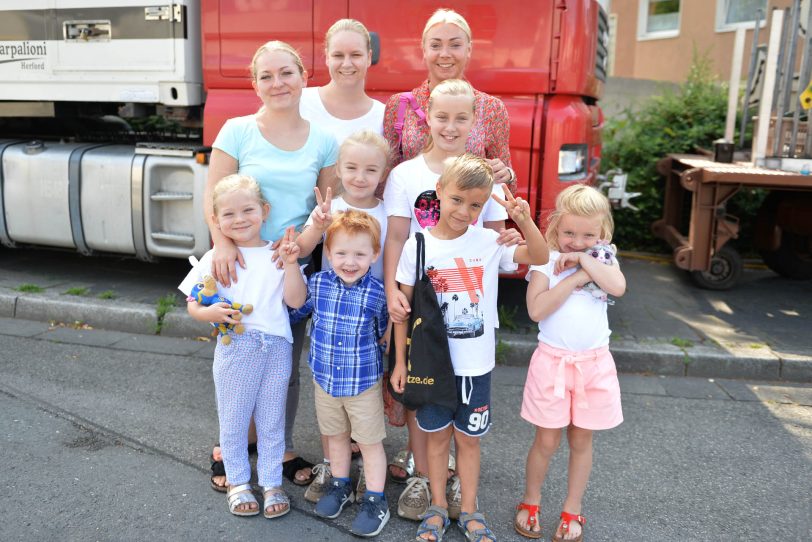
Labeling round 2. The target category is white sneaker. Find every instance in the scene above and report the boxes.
[396,475,430,520]
[304,462,331,503]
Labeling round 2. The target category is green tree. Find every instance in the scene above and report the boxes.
[602,50,765,252]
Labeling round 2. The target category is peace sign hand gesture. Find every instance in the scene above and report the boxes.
[279,226,301,265]
[491,185,532,224]
[311,186,333,231]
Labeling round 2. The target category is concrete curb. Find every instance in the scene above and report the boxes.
[5,289,157,335]
[497,333,811,383]
[0,291,16,318]
[3,287,810,383]
[160,310,213,338]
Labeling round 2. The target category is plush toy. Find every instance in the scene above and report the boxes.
[580,243,617,304]
[190,275,253,345]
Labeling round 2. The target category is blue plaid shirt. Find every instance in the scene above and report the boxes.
[290,269,388,397]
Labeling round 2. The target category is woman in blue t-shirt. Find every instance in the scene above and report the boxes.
[205,40,338,492]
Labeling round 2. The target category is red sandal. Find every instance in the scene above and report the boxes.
[514,502,542,539]
[552,511,586,542]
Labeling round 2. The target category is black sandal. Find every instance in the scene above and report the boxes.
[210,459,227,493]
[282,456,315,486]
[210,443,258,493]
[350,439,362,460]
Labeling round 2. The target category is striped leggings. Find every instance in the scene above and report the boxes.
[213,330,291,488]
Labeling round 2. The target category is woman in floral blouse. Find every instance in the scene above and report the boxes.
[381,8,519,529]
[382,8,516,190]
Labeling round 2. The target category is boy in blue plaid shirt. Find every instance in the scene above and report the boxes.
[290,209,390,537]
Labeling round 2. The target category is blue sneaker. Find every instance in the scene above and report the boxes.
[314,478,354,519]
[351,493,390,537]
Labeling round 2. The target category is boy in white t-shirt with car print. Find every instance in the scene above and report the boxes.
[390,154,548,542]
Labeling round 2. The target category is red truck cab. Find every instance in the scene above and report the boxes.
[202,0,607,247]
[0,0,605,263]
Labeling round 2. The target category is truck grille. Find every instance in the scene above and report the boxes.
[595,5,609,83]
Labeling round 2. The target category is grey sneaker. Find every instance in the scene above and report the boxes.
[304,462,331,503]
[447,474,462,520]
[397,475,430,520]
[356,465,366,496]
[446,475,477,521]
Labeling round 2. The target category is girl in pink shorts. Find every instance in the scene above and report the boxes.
[514,184,626,542]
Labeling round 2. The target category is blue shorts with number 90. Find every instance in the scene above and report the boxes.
[416,371,492,437]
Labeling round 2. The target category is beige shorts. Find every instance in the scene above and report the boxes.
[313,379,387,444]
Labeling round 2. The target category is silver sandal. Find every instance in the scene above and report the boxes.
[227,483,259,517]
[388,449,414,483]
[262,486,290,519]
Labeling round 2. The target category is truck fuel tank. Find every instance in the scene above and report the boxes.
[0,140,210,259]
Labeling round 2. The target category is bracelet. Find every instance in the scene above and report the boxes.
[506,167,516,183]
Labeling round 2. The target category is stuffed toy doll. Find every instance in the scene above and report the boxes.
[580,243,617,305]
[190,275,253,345]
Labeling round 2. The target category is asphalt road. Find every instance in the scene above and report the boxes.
[1,324,810,542]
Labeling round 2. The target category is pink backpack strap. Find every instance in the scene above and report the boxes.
[395,92,427,148]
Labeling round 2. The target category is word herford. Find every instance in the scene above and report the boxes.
[0,42,47,59]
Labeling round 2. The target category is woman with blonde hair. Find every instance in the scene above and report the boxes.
[296,18,387,504]
[300,19,385,143]
[382,8,515,188]
[205,40,339,494]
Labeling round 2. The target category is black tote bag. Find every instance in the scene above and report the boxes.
[396,232,458,411]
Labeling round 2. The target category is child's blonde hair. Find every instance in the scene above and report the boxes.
[325,19,371,52]
[324,209,382,254]
[250,40,305,80]
[423,79,476,153]
[437,153,493,192]
[338,129,392,175]
[212,174,269,214]
[546,184,613,251]
[422,8,472,46]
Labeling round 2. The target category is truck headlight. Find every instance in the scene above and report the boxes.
[558,144,588,181]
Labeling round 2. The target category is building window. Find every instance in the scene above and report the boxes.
[638,0,681,40]
[716,0,768,32]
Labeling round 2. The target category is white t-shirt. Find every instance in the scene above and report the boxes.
[178,244,298,343]
[300,87,385,144]
[304,196,388,281]
[527,250,611,351]
[396,227,518,377]
[383,154,508,235]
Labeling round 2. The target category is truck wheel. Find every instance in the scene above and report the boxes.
[757,191,812,280]
[690,245,743,290]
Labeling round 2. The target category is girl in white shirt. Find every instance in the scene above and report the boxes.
[515,184,626,541]
[381,78,518,521]
[180,175,306,519]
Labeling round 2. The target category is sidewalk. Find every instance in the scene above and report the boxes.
[1,246,810,382]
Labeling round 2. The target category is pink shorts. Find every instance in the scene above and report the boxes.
[521,341,623,430]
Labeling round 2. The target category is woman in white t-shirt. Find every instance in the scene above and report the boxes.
[300,19,385,143]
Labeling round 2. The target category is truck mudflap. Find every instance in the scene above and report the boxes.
[0,140,210,260]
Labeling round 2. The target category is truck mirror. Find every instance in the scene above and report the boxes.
[370,32,380,65]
